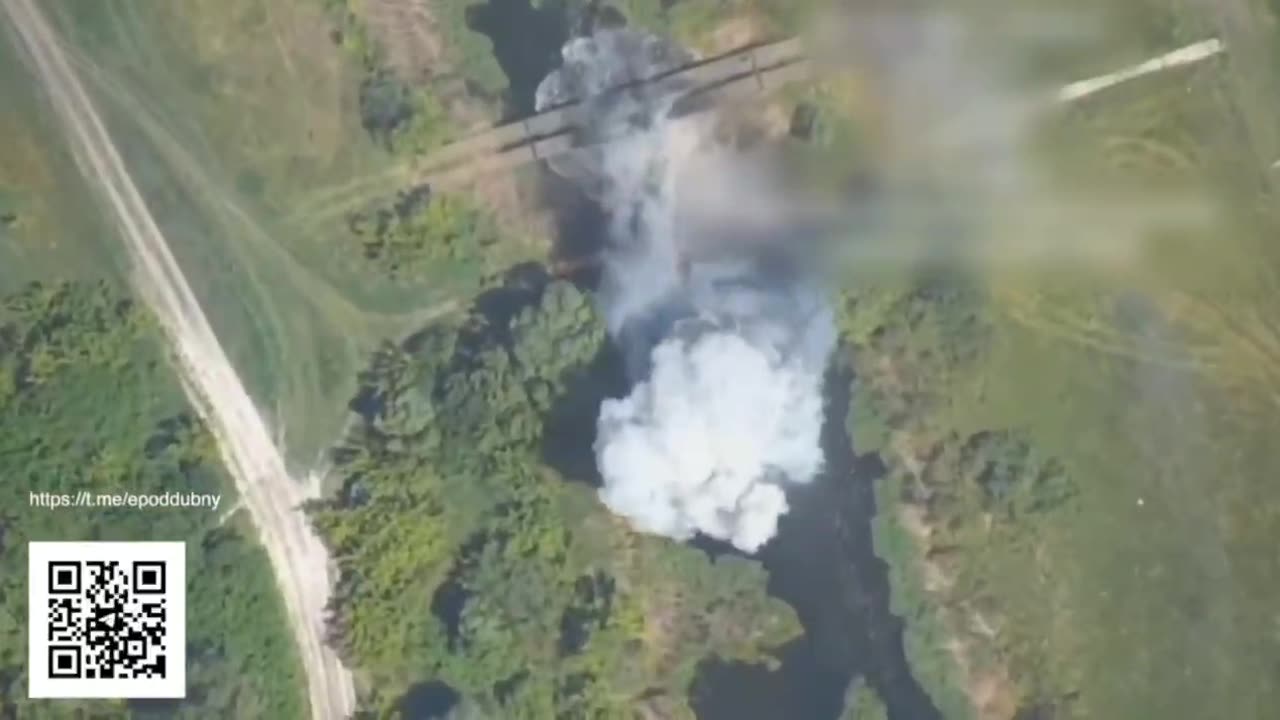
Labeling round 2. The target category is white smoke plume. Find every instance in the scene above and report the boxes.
[537,30,835,552]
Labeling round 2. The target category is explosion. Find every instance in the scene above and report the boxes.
[537,29,835,552]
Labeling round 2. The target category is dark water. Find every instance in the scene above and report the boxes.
[691,360,942,720]
[466,0,570,118]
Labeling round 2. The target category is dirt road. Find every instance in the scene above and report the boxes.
[1055,38,1225,102]
[0,0,356,716]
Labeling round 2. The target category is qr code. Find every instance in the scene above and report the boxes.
[29,542,185,699]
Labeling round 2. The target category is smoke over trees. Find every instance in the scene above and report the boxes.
[311,277,800,717]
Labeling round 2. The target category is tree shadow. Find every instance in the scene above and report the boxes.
[395,681,459,719]
[540,342,628,487]
[430,532,491,651]
[455,261,552,354]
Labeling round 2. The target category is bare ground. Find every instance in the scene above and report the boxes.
[363,0,444,86]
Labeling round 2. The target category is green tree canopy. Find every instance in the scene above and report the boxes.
[313,279,800,717]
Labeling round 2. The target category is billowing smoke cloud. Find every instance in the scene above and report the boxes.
[537,30,835,552]
[811,6,1216,273]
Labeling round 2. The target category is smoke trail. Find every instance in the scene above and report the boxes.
[538,30,835,552]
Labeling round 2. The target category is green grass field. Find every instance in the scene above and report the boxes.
[0,34,126,292]
[7,0,542,462]
[828,1,1280,717]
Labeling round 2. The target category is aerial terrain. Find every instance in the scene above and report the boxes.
[3,0,1280,719]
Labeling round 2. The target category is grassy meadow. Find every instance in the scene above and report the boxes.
[21,0,544,462]
[820,1,1280,717]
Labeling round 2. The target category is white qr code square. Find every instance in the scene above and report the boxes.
[28,542,185,699]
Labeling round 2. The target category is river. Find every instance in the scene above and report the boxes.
[690,360,941,720]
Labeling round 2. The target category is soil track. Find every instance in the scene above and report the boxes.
[365,0,443,84]
[0,1,356,716]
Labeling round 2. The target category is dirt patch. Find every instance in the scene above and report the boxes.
[870,349,1020,720]
[450,168,557,257]
[701,12,773,56]
[891,447,1022,720]
[363,0,446,85]
[971,669,1020,720]
[353,0,499,132]
[263,0,352,164]
[0,113,55,189]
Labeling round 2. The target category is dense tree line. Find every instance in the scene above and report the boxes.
[311,278,800,718]
[0,281,305,718]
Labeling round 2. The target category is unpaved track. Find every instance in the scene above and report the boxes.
[0,1,356,717]
[1055,38,1225,102]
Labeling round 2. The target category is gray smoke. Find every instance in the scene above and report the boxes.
[538,30,835,552]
